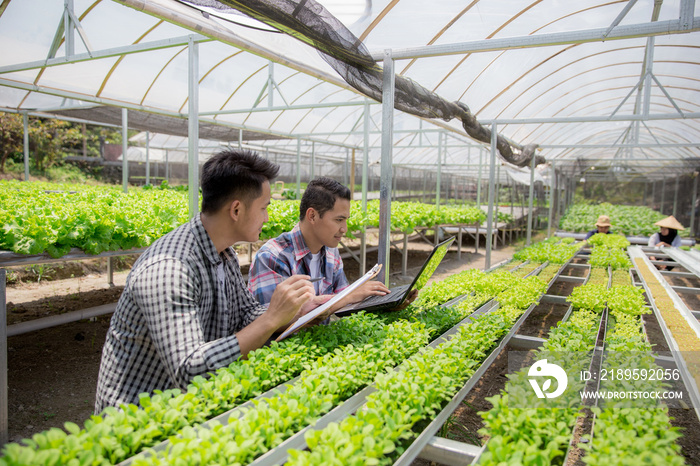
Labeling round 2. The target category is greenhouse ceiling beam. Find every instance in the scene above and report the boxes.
[484,111,700,125]
[0,79,361,151]
[370,15,700,60]
[0,34,212,75]
[199,100,375,116]
[540,143,700,149]
[0,78,187,117]
[0,108,121,128]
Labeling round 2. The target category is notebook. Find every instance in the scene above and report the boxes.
[335,236,456,315]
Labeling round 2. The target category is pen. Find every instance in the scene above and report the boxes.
[309,277,323,283]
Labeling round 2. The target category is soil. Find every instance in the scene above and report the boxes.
[4,232,520,448]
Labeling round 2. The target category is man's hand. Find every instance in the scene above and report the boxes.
[345,280,390,304]
[266,275,315,329]
[296,294,335,326]
[392,289,418,312]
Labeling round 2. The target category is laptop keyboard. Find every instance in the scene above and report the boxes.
[358,284,410,307]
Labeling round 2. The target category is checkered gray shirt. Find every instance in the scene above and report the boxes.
[95,213,266,413]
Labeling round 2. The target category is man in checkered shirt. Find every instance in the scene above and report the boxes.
[95,149,319,413]
[248,177,391,312]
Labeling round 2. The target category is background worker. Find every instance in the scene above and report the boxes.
[584,215,612,240]
[649,215,684,248]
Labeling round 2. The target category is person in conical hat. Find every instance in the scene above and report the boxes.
[649,215,684,271]
[584,214,612,240]
[648,215,684,248]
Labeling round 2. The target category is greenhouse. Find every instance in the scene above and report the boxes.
[1,0,700,464]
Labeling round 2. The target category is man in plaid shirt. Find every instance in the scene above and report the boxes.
[95,150,321,413]
[248,177,390,312]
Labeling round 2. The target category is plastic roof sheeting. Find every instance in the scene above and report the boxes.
[0,0,698,181]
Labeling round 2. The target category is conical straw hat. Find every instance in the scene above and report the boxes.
[654,215,685,230]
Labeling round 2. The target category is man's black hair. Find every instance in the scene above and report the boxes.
[200,149,279,213]
[299,177,351,220]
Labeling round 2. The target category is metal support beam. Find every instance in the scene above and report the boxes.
[370,15,700,60]
[361,101,370,274]
[477,147,483,209]
[0,269,7,446]
[436,131,442,209]
[145,131,150,185]
[692,174,698,237]
[485,123,497,270]
[187,36,199,219]
[674,175,680,218]
[548,163,555,237]
[378,51,395,285]
[296,138,301,198]
[121,108,128,193]
[22,113,29,181]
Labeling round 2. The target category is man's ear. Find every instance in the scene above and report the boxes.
[305,207,318,224]
[229,199,242,221]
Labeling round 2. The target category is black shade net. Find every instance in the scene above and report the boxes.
[187,0,543,167]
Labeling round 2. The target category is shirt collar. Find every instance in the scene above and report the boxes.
[192,212,228,266]
[290,223,325,262]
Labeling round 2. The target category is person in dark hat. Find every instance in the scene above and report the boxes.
[584,215,612,240]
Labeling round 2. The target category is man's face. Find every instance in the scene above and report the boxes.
[312,198,350,248]
[239,180,271,243]
[597,225,610,233]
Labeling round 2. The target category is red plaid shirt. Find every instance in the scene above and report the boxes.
[248,224,349,305]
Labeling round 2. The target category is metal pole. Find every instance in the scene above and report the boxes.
[527,154,536,245]
[296,138,301,198]
[22,113,29,181]
[378,51,395,285]
[145,130,150,185]
[691,174,698,237]
[187,36,199,218]
[436,132,442,210]
[510,175,515,242]
[121,108,128,193]
[548,163,555,238]
[485,123,497,270]
[661,177,666,214]
[311,141,315,180]
[0,269,7,446]
[344,148,349,186]
[165,149,169,183]
[673,176,679,218]
[361,100,370,275]
[477,147,483,209]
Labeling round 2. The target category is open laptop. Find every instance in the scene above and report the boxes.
[336,236,456,316]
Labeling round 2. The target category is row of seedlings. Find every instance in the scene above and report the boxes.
[273,240,582,464]
[580,266,684,464]
[1,311,414,465]
[474,253,607,465]
[114,267,531,464]
[0,238,574,465]
[122,239,583,465]
[630,246,700,423]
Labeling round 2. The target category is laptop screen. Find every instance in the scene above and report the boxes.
[409,236,456,293]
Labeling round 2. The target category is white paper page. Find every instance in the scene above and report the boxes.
[275,263,381,341]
